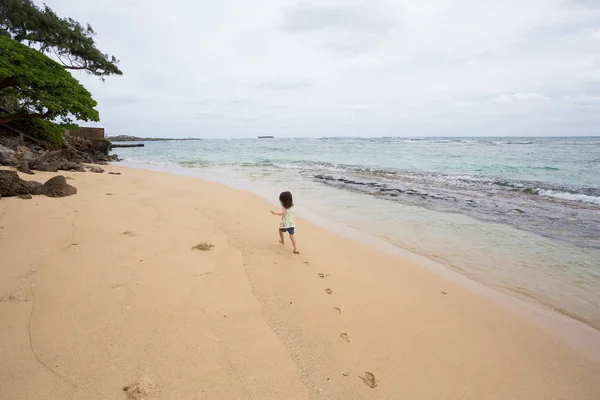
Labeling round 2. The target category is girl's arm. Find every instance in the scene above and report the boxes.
[270,207,286,216]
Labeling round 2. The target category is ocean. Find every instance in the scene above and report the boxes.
[114,137,600,329]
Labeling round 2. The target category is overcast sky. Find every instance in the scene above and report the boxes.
[46,0,600,138]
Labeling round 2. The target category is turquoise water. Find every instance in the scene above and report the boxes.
[113,137,600,329]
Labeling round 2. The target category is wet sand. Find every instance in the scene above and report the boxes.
[1,166,599,399]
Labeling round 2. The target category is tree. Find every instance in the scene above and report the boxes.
[0,0,122,80]
[0,36,99,125]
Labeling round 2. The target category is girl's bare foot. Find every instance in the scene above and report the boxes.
[289,234,298,254]
[279,240,285,245]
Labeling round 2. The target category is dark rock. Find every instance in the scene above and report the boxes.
[16,146,30,154]
[33,176,77,198]
[35,163,59,172]
[18,194,32,200]
[28,150,62,170]
[16,161,34,175]
[0,170,38,197]
[89,166,104,173]
[1,130,118,175]
[56,160,86,172]
[0,145,18,167]
[26,181,43,191]
[88,138,111,155]
[28,149,86,173]
[108,172,121,175]
[64,135,113,163]
[22,150,37,164]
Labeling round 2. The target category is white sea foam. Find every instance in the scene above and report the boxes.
[538,189,600,205]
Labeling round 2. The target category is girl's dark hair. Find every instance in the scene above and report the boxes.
[279,191,294,209]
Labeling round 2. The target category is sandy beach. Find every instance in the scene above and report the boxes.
[1,165,599,400]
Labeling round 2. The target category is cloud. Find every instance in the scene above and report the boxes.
[565,94,600,106]
[256,80,313,90]
[562,0,600,8]
[487,95,515,104]
[487,93,548,104]
[512,93,548,101]
[99,95,151,105]
[279,0,401,52]
[39,0,600,137]
[280,1,395,33]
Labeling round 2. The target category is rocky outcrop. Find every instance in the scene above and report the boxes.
[0,170,76,198]
[0,134,119,174]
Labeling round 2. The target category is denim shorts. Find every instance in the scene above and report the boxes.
[280,227,295,235]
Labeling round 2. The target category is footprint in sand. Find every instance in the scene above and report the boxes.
[123,378,158,400]
[325,288,333,294]
[334,307,342,315]
[0,293,27,302]
[360,372,377,388]
[340,332,350,343]
[111,283,126,289]
[63,242,78,251]
[318,273,330,279]
[192,242,214,251]
[192,272,213,278]
[122,231,136,237]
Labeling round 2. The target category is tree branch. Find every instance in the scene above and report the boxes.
[0,112,48,124]
[63,65,89,70]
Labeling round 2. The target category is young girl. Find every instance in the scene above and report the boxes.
[270,191,298,254]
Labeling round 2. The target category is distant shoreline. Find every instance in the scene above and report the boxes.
[108,135,202,142]
[107,135,600,142]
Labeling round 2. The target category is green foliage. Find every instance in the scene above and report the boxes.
[0,36,99,125]
[0,0,122,79]
[11,118,68,145]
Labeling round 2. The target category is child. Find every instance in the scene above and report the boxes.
[270,191,298,254]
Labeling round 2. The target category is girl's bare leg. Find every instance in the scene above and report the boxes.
[290,234,299,254]
[279,230,285,245]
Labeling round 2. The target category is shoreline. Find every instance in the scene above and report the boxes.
[1,165,600,399]
[120,160,600,341]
